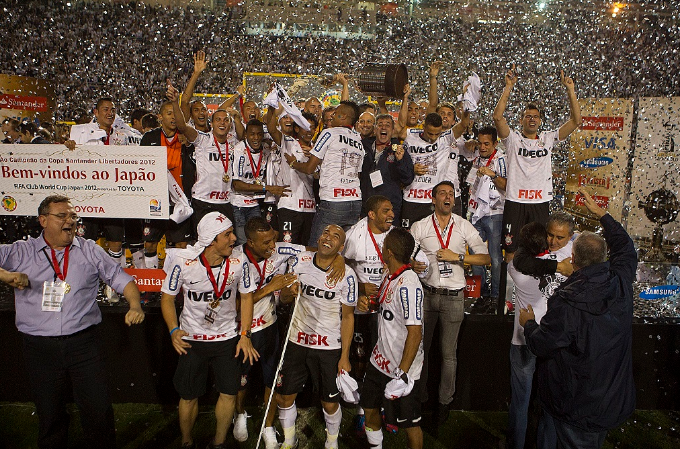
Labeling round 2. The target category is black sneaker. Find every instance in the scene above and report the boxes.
[434,402,450,426]
[206,442,227,449]
[470,296,491,314]
[181,442,195,449]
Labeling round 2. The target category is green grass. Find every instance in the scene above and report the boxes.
[0,402,678,448]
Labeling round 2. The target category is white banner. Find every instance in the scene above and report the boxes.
[0,144,169,219]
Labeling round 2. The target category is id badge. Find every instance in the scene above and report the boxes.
[42,280,66,312]
[466,167,478,185]
[438,261,453,278]
[204,303,221,328]
[370,170,384,188]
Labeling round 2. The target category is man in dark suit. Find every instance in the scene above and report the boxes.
[19,122,51,144]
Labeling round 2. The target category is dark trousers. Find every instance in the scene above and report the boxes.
[22,326,115,449]
[544,410,608,449]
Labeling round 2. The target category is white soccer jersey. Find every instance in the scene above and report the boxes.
[234,242,305,333]
[191,131,239,204]
[272,136,316,213]
[503,129,560,203]
[468,151,508,218]
[370,269,424,380]
[402,128,455,204]
[231,141,271,208]
[509,241,573,345]
[311,127,364,202]
[70,122,136,146]
[161,251,255,341]
[289,251,357,350]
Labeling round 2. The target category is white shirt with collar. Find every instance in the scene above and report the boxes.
[410,213,488,290]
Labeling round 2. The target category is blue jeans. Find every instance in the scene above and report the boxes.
[508,344,556,449]
[308,200,362,246]
[472,214,503,297]
[233,205,263,245]
[544,412,607,449]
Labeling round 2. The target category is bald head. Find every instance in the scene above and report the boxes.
[572,231,607,270]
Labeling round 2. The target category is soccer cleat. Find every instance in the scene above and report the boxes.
[263,426,280,449]
[233,411,248,442]
[280,439,298,449]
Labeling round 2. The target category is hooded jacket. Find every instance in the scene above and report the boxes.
[524,213,636,432]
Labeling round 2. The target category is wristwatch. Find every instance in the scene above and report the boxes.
[458,253,465,263]
[240,330,252,338]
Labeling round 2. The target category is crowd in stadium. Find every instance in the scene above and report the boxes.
[0,1,659,448]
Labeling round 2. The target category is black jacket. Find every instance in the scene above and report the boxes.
[140,128,195,196]
[524,214,636,432]
[360,137,414,214]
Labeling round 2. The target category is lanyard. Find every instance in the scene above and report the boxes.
[432,214,454,249]
[200,253,230,299]
[214,134,230,175]
[245,144,263,179]
[367,227,384,264]
[474,150,497,169]
[244,245,267,290]
[42,237,70,282]
[377,263,411,304]
[104,133,110,145]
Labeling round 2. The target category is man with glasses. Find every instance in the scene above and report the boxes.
[0,194,145,449]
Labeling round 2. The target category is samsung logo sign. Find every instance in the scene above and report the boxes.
[640,285,680,300]
[579,157,613,168]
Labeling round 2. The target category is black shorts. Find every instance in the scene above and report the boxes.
[350,313,378,365]
[400,201,433,229]
[77,217,125,242]
[239,324,280,390]
[191,199,235,238]
[277,207,314,245]
[275,343,341,402]
[360,363,423,429]
[142,215,192,245]
[173,337,241,399]
[502,200,550,253]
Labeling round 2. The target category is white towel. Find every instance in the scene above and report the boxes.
[264,83,310,131]
[167,171,193,224]
[457,72,481,112]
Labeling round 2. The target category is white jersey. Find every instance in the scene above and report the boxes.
[234,242,305,333]
[289,251,357,350]
[191,131,239,204]
[402,128,455,204]
[343,218,430,286]
[161,250,255,341]
[509,241,573,345]
[272,136,316,213]
[370,268,424,380]
[70,122,137,146]
[311,127,364,202]
[231,141,271,208]
[467,151,508,219]
[503,129,560,203]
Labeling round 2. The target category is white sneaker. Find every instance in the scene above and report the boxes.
[233,412,248,442]
[105,285,119,303]
[324,429,339,449]
[263,426,280,449]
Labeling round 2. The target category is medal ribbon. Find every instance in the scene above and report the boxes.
[200,254,230,299]
[367,227,385,264]
[43,236,70,282]
[432,214,454,249]
[214,134,230,176]
[245,144,263,180]
[377,263,411,304]
[244,246,267,290]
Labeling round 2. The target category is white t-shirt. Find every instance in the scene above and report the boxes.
[231,141,270,208]
[509,241,573,345]
[70,122,137,146]
[289,251,357,350]
[402,128,455,204]
[370,268,424,380]
[234,242,305,333]
[467,151,508,218]
[191,131,239,204]
[503,129,560,203]
[161,251,255,341]
[311,127,364,202]
[272,136,316,213]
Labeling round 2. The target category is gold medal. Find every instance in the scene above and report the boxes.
[210,299,220,309]
[253,177,263,186]
[222,173,230,183]
[64,282,71,294]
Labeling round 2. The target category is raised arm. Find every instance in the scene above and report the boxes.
[395,84,411,139]
[451,108,470,139]
[558,70,582,141]
[180,51,208,124]
[427,61,443,114]
[337,73,350,102]
[492,64,517,140]
[376,96,389,115]
[265,105,283,147]
[167,82,198,143]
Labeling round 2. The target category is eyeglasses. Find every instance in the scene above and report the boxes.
[45,213,80,222]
